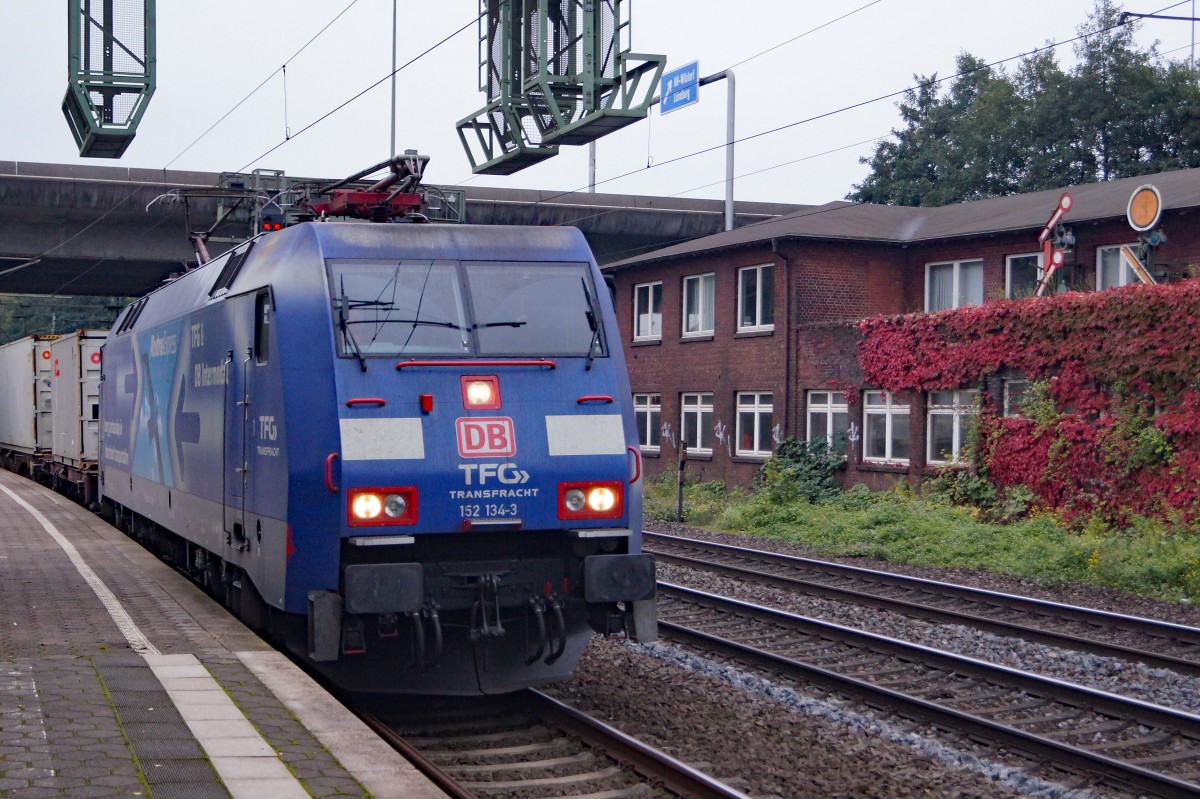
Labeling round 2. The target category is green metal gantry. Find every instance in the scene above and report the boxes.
[62,0,156,158]
[457,0,664,175]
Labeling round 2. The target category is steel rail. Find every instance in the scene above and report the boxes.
[349,705,480,799]
[351,690,752,799]
[657,581,1200,799]
[526,689,755,799]
[645,531,1200,676]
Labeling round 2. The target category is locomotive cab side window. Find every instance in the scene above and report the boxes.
[254,290,272,364]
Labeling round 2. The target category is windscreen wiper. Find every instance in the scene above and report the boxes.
[346,317,463,330]
[473,320,527,329]
[338,279,368,372]
[581,277,601,371]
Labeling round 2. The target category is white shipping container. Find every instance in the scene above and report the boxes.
[50,330,106,468]
[0,335,60,454]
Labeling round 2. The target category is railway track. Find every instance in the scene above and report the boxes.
[644,530,1200,676]
[351,689,753,799]
[657,580,1200,798]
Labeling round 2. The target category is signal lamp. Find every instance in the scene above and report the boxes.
[558,481,623,520]
[348,486,418,527]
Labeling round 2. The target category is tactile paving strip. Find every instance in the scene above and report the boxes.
[94,657,230,797]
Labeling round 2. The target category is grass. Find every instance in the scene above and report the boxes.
[645,477,1200,604]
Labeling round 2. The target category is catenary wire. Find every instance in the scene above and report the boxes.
[11,2,1191,295]
[8,1,370,290]
[721,0,886,72]
[230,15,478,175]
[551,136,885,236]
[479,1,1190,214]
[26,10,477,295]
[163,0,361,169]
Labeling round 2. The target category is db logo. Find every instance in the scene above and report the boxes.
[456,417,516,458]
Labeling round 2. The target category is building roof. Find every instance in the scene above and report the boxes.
[604,167,1200,271]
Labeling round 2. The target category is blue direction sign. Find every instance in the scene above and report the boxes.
[660,61,699,115]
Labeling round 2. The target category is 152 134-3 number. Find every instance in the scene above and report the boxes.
[459,503,519,518]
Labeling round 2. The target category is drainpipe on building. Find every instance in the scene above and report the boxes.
[772,238,794,439]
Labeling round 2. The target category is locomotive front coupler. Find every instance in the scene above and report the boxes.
[467,573,506,642]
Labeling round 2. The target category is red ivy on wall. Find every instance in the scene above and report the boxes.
[856,281,1200,526]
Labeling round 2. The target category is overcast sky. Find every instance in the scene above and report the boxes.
[0,1,1195,206]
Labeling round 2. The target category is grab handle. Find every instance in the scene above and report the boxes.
[324,452,340,493]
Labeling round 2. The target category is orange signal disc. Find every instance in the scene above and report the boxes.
[1127,185,1162,231]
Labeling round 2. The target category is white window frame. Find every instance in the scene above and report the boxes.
[926,389,979,464]
[633,281,662,341]
[633,393,661,453]
[1005,253,1043,299]
[682,273,715,337]
[806,390,848,448]
[863,390,910,464]
[925,258,984,312]
[680,392,713,454]
[737,264,774,332]
[1096,244,1139,290]
[736,392,774,457]
[1003,379,1030,418]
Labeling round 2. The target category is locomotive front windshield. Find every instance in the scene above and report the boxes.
[328,259,607,359]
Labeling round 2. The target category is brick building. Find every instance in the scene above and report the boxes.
[603,168,1200,489]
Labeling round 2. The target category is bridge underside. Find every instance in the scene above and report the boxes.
[0,162,798,298]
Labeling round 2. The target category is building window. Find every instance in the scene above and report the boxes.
[737,264,774,331]
[926,259,983,312]
[1006,253,1042,299]
[736,392,774,456]
[633,393,661,452]
[807,391,848,450]
[633,282,662,341]
[1004,379,1030,417]
[681,392,713,453]
[863,390,910,463]
[927,389,979,464]
[1097,245,1138,290]
[682,273,715,336]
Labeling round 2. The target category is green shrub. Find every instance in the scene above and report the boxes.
[923,468,1034,523]
[754,438,845,503]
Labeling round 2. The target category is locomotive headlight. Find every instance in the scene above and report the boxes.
[348,487,418,527]
[352,493,383,520]
[460,375,501,409]
[558,481,623,520]
[564,489,587,513]
[465,381,493,406]
[586,486,617,512]
[383,493,407,518]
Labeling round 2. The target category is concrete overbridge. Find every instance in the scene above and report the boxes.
[0,161,800,297]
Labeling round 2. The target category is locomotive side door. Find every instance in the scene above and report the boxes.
[222,341,248,548]
[223,290,272,550]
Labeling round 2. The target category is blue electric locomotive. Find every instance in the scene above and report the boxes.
[98,221,656,694]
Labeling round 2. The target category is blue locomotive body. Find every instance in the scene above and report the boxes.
[99,222,655,694]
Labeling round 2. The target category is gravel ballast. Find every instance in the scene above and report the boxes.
[550,523,1200,798]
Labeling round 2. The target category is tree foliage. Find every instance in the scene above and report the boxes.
[0,294,128,345]
[850,0,1200,206]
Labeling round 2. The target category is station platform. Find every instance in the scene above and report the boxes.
[0,468,447,799]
